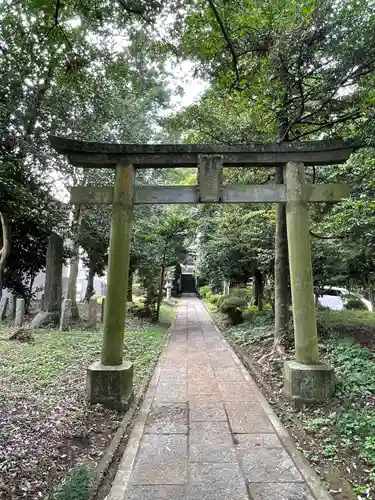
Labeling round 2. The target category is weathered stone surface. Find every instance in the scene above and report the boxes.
[235,434,303,482]
[129,434,187,485]
[50,135,360,167]
[7,295,16,319]
[145,403,188,434]
[189,402,227,422]
[219,381,257,401]
[0,297,9,320]
[225,402,273,433]
[14,298,25,327]
[249,483,314,499]
[187,463,248,500]
[125,486,185,500]
[43,233,63,313]
[285,162,319,365]
[284,360,335,404]
[101,164,133,366]
[189,421,236,463]
[87,296,97,327]
[59,298,72,332]
[86,361,133,411]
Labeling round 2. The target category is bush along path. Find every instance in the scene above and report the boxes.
[206,299,375,500]
[0,303,175,500]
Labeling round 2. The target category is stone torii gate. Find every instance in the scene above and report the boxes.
[50,136,358,410]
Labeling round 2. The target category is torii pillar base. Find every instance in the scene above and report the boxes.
[284,361,335,407]
[86,361,134,411]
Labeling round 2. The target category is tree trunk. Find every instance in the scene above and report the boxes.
[84,265,95,302]
[25,274,35,313]
[254,269,264,312]
[155,266,166,322]
[0,212,11,299]
[274,165,289,346]
[273,105,290,350]
[67,250,80,318]
[127,271,133,302]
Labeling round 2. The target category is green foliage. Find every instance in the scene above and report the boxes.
[323,337,375,398]
[199,285,211,298]
[316,310,375,341]
[344,298,368,310]
[52,464,92,500]
[208,293,224,305]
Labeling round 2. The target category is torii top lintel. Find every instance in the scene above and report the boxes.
[49,136,360,168]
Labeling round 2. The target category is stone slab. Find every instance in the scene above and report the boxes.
[249,482,314,499]
[189,421,236,462]
[235,434,303,482]
[187,462,248,500]
[125,485,185,500]
[219,381,257,401]
[145,403,188,434]
[214,366,244,382]
[225,402,274,433]
[129,434,188,485]
[189,402,227,422]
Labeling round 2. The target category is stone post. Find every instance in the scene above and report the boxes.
[283,162,334,404]
[31,233,63,328]
[8,295,17,319]
[14,298,25,327]
[0,297,9,320]
[59,298,72,331]
[86,165,134,410]
[88,296,97,327]
[166,281,172,300]
[44,233,63,312]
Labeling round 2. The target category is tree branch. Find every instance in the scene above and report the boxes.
[45,0,61,37]
[293,110,362,140]
[208,0,241,88]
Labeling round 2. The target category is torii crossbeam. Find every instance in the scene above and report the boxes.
[50,136,357,410]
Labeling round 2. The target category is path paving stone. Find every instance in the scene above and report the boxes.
[187,463,248,500]
[189,401,227,422]
[145,403,188,434]
[108,297,329,500]
[235,434,304,482]
[129,434,187,485]
[249,483,314,499]
[125,485,186,500]
[225,401,274,433]
[189,421,237,462]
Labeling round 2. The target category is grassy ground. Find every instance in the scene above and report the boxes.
[0,302,175,500]
[205,298,375,499]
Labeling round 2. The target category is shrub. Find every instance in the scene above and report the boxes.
[344,298,368,310]
[199,286,211,299]
[316,310,375,341]
[209,293,224,305]
[218,296,247,325]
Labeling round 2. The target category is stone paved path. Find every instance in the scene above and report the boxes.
[107,297,330,500]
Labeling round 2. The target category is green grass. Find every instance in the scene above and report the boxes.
[51,464,92,500]
[0,302,175,395]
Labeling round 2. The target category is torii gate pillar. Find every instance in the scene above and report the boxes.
[86,165,134,411]
[284,162,334,405]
